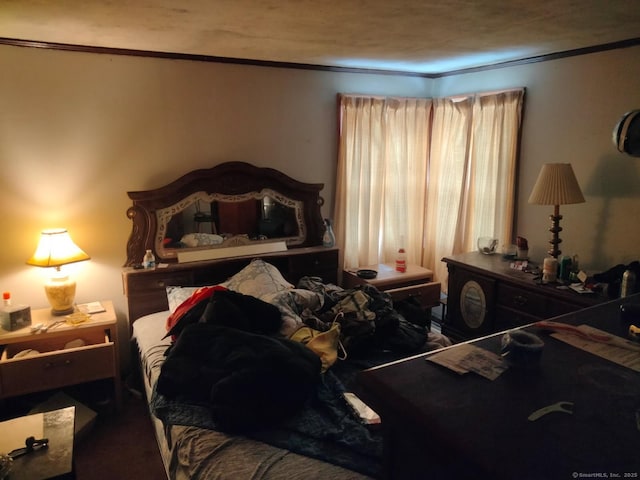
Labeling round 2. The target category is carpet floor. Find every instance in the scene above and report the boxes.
[74,391,167,480]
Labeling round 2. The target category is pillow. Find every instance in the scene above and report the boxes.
[220,259,293,298]
[166,286,201,313]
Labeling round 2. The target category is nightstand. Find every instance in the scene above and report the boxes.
[0,301,121,410]
[342,263,441,312]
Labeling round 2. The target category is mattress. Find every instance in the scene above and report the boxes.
[132,312,374,480]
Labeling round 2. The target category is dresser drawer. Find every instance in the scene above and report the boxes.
[1,331,115,397]
[386,282,441,309]
[495,305,539,330]
[547,299,582,318]
[496,283,549,318]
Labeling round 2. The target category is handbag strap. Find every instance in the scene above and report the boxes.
[331,311,348,360]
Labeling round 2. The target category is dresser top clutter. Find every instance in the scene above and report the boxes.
[441,251,606,341]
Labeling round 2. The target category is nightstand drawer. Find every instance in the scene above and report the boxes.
[1,332,115,397]
[386,282,441,309]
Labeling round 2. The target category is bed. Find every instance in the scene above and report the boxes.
[122,162,448,479]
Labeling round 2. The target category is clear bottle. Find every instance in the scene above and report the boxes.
[569,254,580,282]
[142,249,156,269]
[322,219,336,248]
[395,237,407,273]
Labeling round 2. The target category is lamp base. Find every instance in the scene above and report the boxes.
[547,209,563,259]
[44,274,77,316]
[50,306,75,316]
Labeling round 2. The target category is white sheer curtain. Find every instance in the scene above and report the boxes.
[335,95,431,269]
[424,90,524,284]
[335,89,524,288]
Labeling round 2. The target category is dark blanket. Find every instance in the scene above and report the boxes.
[165,288,283,340]
[151,371,382,478]
[152,364,384,478]
[152,280,435,478]
[156,322,321,432]
[152,321,386,477]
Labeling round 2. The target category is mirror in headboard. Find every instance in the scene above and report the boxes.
[125,162,326,266]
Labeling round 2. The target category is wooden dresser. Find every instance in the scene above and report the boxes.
[122,246,339,323]
[441,252,606,341]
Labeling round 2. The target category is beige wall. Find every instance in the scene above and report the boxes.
[0,44,428,363]
[1,44,639,367]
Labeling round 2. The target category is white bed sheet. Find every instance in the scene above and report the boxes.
[131,312,174,478]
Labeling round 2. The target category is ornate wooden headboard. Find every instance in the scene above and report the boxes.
[124,161,326,267]
[122,162,338,323]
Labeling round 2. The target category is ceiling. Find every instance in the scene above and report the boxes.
[2,0,639,75]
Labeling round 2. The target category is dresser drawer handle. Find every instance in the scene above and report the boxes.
[44,359,73,369]
[513,295,528,307]
[156,280,166,288]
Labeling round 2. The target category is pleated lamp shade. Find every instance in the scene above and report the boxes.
[26,229,90,315]
[528,163,585,206]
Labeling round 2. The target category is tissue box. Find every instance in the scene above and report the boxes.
[1,305,32,331]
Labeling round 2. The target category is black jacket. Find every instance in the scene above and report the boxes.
[156,322,321,433]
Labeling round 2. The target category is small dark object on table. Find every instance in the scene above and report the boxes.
[357,269,378,279]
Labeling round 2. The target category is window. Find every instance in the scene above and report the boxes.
[335,89,524,285]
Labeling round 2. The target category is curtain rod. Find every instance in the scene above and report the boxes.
[339,88,525,103]
[446,87,525,102]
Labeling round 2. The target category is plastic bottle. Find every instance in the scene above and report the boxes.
[395,237,407,273]
[621,269,636,297]
[3,292,10,307]
[559,255,572,283]
[542,257,558,283]
[142,249,156,269]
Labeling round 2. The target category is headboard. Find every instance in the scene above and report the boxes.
[124,161,326,267]
[122,162,339,324]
